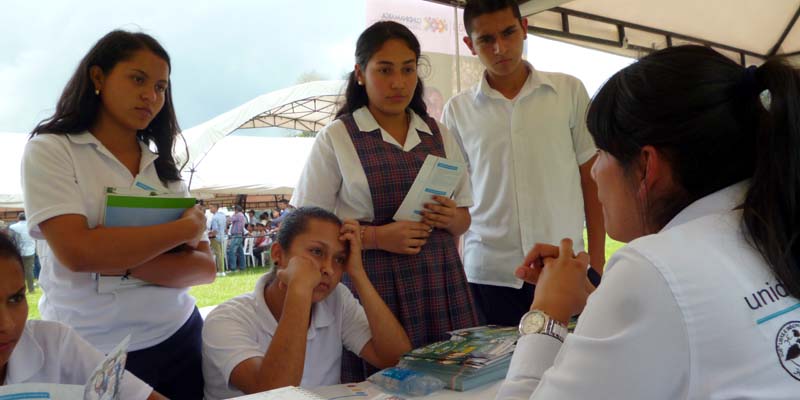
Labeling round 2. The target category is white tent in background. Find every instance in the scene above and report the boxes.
[183,136,315,197]
[0,133,28,208]
[428,0,800,65]
[178,80,346,195]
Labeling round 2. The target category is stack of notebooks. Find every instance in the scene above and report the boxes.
[398,325,518,391]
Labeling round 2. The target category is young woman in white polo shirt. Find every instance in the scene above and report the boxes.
[498,46,800,399]
[292,21,480,382]
[201,207,411,400]
[0,233,164,399]
[21,30,215,399]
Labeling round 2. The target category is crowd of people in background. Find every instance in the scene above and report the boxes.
[203,201,295,276]
[3,0,800,399]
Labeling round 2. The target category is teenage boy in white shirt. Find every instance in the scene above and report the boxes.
[442,0,605,326]
[202,207,411,400]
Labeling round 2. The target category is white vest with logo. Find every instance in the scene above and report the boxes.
[629,182,800,397]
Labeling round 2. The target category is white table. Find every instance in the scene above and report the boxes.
[311,380,501,400]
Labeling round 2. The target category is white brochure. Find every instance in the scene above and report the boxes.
[393,155,465,222]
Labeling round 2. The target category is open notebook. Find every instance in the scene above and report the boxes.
[225,386,324,400]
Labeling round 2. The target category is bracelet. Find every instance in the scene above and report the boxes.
[360,226,366,244]
[371,225,378,250]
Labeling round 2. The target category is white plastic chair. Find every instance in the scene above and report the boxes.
[221,235,228,271]
[243,237,256,267]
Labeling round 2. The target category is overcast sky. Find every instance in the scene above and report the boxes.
[0,0,631,135]
[0,0,366,133]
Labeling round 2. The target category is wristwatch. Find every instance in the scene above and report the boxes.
[518,310,568,342]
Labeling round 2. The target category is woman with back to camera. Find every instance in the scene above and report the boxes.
[498,45,800,399]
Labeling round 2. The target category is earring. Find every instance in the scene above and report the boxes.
[357,80,364,86]
[95,89,100,95]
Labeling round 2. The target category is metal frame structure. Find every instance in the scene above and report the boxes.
[236,95,341,132]
[423,0,800,64]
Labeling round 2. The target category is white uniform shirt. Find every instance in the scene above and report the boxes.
[202,274,373,400]
[498,182,800,399]
[21,132,198,353]
[291,106,473,220]
[443,63,596,288]
[6,320,153,400]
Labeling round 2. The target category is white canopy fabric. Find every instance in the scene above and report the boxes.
[0,133,28,209]
[429,0,800,65]
[177,80,345,172]
[182,136,315,197]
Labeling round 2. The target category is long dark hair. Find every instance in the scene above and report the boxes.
[336,21,428,119]
[31,30,183,184]
[587,45,800,297]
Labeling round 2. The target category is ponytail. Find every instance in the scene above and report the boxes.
[742,59,800,298]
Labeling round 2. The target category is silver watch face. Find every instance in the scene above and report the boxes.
[521,311,546,334]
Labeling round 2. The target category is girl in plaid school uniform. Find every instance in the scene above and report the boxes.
[292,21,480,381]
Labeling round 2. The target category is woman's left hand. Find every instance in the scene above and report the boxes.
[339,219,365,276]
[528,238,593,324]
[421,195,457,231]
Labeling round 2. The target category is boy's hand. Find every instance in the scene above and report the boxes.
[339,219,364,276]
[277,256,322,294]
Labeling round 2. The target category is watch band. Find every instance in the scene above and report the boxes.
[542,317,568,342]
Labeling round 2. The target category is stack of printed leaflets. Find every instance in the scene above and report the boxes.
[398,325,519,391]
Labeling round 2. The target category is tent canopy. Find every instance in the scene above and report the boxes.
[183,136,315,197]
[429,0,800,65]
[177,80,345,172]
[0,133,28,209]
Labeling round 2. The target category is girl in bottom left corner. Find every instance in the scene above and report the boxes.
[0,232,165,399]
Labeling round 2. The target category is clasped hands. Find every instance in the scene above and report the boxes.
[515,239,597,324]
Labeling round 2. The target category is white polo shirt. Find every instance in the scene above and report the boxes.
[498,182,800,399]
[291,106,473,220]
[202,274,372,400]
[21,132,197,353]
[6,320,153,400]
[443,63,596,288]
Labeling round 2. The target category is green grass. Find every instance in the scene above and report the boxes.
[191,266,270,308]
[25,290,43,320]
[601,235,626,262]
[26,266,271,320]
[26,234,628,319]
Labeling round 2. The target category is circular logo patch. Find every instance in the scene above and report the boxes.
[775,321,800,381]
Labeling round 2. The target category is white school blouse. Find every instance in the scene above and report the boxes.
[6,320,152,400]
[291,106,473,220]
[21,132,198,353]
[202,274,373,400]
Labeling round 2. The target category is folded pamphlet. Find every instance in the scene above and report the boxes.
[393,155,465,222]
